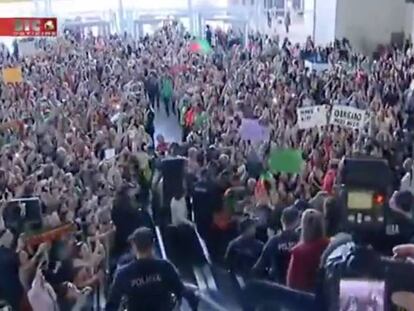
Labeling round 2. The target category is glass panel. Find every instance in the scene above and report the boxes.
[0,1,35,17]
[193,0,228,8]
[124,0,188,11]
[0,1,35,50]
[52,0,115,18]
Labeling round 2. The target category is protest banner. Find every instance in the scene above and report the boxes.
[2,66,23,83]
[239,118,270,143]
[297,105,327,129]
[304,60,331,73]
[268,149,304,174]
[330,106,366,130]
[25,223,76,247]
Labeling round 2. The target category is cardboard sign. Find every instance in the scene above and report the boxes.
[297,105,327,129]
[268,149,304,174]
[105,148,115,160]
[304,60,331,73]
[330,106,366,130]
[2,67,23,84]
[239,118,270,143]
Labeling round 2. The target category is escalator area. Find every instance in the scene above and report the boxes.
[152,157,245,310]
[155,221,243,311]
[151,188,243,310]
[160,224,203,285]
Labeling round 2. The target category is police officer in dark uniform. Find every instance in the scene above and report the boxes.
[252,206,300,283]
[385,190,414,253]
[106,227,198,311]
[191,169,219,239]
[224,218,264,274]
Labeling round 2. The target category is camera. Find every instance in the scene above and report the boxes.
[322,238,414,311]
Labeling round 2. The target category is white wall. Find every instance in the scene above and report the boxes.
[314,0,337,46]
[335,0,406,54]
[303,0,315,41]
[405,3,414,41]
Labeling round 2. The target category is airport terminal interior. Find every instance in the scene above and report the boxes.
[2,0,414,310]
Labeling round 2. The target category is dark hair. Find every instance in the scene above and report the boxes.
[239,218,256,233]
[281,207,300,228]
[323,197,342,236]
[128,227,154,253]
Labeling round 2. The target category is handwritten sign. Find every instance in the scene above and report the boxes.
[297,105,327,129]
[330,106,366,130]
[2,66,23,84]
[239,118,270,143]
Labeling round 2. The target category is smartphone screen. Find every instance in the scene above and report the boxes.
[339,279,385,311]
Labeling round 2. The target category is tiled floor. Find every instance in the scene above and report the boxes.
[154,105,183,144]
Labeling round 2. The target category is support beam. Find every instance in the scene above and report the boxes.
[118,0,124,32]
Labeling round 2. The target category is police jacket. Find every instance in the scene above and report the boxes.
[253,229,299,283]
[106,258,184,311]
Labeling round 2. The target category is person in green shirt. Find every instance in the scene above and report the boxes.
[160,75,174,117]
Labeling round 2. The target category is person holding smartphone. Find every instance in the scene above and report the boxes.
[28,265,58,311]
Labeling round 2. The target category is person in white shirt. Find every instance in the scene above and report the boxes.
[400,158,414,194]
[170,192,191,226]
[28,268,58,311]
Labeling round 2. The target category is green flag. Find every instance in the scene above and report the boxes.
[268,149,304,174]
[194,112,208,129]
[189,39,212,54]
[260,171,273,182]
[180,106,187,125]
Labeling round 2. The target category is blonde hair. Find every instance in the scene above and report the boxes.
[300,209,326,243]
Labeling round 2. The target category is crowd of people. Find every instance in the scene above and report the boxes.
[0,17,413,311]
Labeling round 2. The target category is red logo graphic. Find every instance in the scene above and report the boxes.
[0,17,57,37]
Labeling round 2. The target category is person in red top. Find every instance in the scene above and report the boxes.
[322,160,338,194]
[155,134,169,155]
[287,209,329,292]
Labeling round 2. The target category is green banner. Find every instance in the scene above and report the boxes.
[268,149,304,174]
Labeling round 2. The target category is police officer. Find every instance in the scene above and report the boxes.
[253,206,300,283]
[385,190,414,252]
[106,227,198,311]
[224,218,264,273]
[191,169,218,239]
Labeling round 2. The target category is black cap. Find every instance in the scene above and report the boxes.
[281,206,300,226]
[128,227,154,252]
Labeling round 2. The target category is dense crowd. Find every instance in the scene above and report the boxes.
[0,18,414,311]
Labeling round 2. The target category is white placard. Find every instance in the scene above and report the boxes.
[110,112,120,123]
[304,60,331,73]
[297,105,327,129]
[330,106,366,130]
[105,148,115,160]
